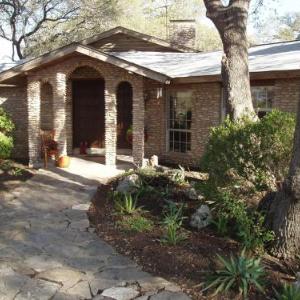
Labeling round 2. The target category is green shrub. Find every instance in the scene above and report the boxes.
[0,108,14,159]
[118,215,154,232]
[201,110,295,191]
[205,250,265,299]
[275,284,300,300]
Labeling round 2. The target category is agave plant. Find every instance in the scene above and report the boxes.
[205,250,265,299]
[275,284,300,300]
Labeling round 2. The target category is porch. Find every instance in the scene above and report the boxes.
[27,57,146,168]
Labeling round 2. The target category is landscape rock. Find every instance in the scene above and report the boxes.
[101,286,140,300]
[149,291,191,300]
[183,187,204,201]
[116,174,140,194]
[149,155,159,167]
[190,205,212,230]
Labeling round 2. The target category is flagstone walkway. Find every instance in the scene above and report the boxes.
[0,159,191,300]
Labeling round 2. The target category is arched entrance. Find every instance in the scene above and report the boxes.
[71,66,105,150]
[117,81,133,149]
[40,82,54,131]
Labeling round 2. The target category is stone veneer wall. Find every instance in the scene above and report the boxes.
[25,54,144,166]
[144,78,300,167]
[40,82,54,131]
[0,84,28,161]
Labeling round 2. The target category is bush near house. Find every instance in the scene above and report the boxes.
[0,107,15,159]
[196,111,296,251]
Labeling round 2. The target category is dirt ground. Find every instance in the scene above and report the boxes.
[88,183,298,300]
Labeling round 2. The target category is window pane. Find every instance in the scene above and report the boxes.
[168,91,192,153]
[251,86,274,118]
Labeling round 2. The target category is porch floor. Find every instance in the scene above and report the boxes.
[61,154,134,184]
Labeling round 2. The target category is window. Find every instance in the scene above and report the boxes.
[168,91,192,153]
[251,86,274,118]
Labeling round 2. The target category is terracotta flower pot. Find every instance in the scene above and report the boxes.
[57,155,70,168]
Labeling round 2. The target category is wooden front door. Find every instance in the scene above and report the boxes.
[117,82,133,149]
[73,79,105,148]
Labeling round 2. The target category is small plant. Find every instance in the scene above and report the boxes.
[161,201,187,245]
[114,192,141,215]
[212,214,229,236]
[162,201,186,228]
[205,250,265,299]
[161,223,187,246]
[275,284,300,300]
[171,165,186,185]
[118,215,154,233]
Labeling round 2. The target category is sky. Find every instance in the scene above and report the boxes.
[0,0,299,62]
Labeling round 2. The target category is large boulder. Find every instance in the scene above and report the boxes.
[190,205,212,230]
[116,174,140,194]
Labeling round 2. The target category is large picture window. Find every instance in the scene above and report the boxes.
[251,86,274,118]
[168,91,192,153]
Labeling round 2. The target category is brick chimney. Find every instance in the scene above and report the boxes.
[169,19,196,49]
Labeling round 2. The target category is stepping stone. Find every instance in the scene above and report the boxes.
[149,291,191,300]
[0,266,29,299]
[101,287,140,300]
[66,280,91,299]
[36,267,85,290]
[15,278,60,300]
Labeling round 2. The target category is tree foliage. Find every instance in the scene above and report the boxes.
[0,0,80,60]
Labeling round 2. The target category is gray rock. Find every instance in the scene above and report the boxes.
[139,277,180,293]
[66,280,91,299]
[15,278,61,300]
[149,155,159,167]
[101,287,140,300]
[150,291,191,300]
[183,187,204,201]
[0,266,29,299]
[36,267,85,290]
[190,205,212,230]
[116,174,140,194]
[70,219,90,231]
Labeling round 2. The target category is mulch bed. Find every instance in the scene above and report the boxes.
[88,182,298,300]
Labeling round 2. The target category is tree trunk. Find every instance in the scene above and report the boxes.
[268,97,300,258]
[203,0,256,121]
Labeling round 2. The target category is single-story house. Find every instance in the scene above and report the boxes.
[0,25,300,167]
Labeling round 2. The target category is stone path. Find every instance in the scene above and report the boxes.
[0,164,191,300]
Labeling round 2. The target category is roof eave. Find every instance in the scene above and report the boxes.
[0,44,171,84]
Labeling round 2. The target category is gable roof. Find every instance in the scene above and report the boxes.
[0,43,170,84]
[80,26,197,53]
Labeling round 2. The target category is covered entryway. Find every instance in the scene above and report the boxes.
[117,81,133,150]
[71,67,105,150]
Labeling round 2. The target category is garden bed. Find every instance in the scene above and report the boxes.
[88,168,298,300]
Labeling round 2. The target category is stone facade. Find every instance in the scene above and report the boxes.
[0,83,28,161]
[0,56,299,168]
[9,54,145,166]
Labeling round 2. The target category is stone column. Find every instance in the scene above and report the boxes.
[105,82,117,166]
[132,80,145,167]
[53,72,68,156]
[27,78,41,167]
